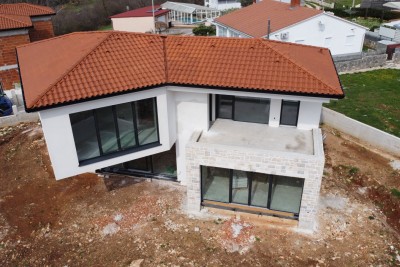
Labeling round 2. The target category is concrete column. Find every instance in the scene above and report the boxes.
[269,98,281,127]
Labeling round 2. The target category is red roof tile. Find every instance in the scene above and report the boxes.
[17,32,343,111]
[0,14,32,31]
[110,5,170,18]
[0,3,55,17]
[214,0,322,38]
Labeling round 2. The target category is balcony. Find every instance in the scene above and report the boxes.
[199,119,317,155]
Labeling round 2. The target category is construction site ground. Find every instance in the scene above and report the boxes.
[0,122,399,266]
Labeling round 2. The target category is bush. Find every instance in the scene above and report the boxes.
[192,24,216,36]
[241,0,253,7]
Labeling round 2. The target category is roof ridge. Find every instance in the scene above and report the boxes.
[263,40,338,93]
[0,13,31,27]
[22,3,54,13]
[30,32,112,108]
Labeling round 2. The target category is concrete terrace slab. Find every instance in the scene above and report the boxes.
[199,119,314,155]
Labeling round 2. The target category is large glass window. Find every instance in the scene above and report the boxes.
[216,95,270,124]
[201,166,304,217]
[69,97,159,164]
[280,100,300,126]
[270,176,304,214]
[70,110,100,162]
[234,96,270,124]
[136,98,158,145]
[201,166,230,203]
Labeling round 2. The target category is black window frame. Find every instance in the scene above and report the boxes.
[215,94,271,124]
[200,165,304,219]
[279,100,300,127]
[69,97,160,166]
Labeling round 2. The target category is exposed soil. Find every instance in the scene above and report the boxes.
[0,122,399,266]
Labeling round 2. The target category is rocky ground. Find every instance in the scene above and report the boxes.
[0,122,399,266]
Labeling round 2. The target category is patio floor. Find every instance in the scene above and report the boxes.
[199,119,314,155]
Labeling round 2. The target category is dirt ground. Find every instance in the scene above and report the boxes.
[0,122,399,266]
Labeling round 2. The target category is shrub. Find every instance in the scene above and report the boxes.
[192,24,216,36]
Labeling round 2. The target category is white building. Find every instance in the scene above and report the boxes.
[110,5,170,33]
[17,32,344,231]
[205,0,241,10]
[214,0,368,56]
[161,1,220,25]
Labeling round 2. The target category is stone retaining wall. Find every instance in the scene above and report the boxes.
[334,53,387,73]
[185,129,325,231]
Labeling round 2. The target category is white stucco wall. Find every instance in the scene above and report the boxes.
[173,90,209,185]
[269,14,366,55]
[39,88,174,180]
[298,101,322,130]
[111,17,155,33]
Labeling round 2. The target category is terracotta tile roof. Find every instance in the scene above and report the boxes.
[17,32,343,111]
[214,0,322,38]
[0,14,32,31]
[0,3,55,17]
[110,5,170,18]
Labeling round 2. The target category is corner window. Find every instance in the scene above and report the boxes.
[70,97,159,164]
[280,100,299,126]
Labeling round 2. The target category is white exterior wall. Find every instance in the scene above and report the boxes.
[173,90,209,185]
[111,17,155,33]
[298,101,322,130]
[206,0,241,10]
[39,88,174,180]
[269,14,366,56]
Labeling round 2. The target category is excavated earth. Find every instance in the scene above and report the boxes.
[0,122,399,266]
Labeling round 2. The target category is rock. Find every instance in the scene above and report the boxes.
[194,227,199,232]
[129,259,144,267]
[101,223,120,236]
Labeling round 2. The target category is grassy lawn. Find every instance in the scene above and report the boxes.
[324,69,400,137]
[98,24,112,31]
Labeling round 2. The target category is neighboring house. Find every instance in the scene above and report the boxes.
[378,20,400,42]
[111,5,171,33]
[214,0,367,55]
[161,1,220,25]
[17,32,343,231]
[205,0,241,10]
[0,3,55,90]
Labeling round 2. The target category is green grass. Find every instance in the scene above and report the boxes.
[347,17,386,30]
[98,24,112,31]
[391,188,400,198]
[324,69,400,137]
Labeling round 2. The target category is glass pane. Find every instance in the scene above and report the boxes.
[217,95,233,119]
[232,170,249,205]
[234,96,270,124]
[270,175,304,214]
[251,172,269,207]
[116,103,136,149]
[280,101,299,126]
[152,144,177,177]
[201,166,230,203]
[136,98,159,145]
[70,110,100,161]
[96,107,119,153]
[123,157,150,172]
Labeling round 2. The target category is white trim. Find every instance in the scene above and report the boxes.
[213,21,253,38]
[0,64,18,71]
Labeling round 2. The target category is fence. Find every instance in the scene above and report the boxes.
[321,107,400,157]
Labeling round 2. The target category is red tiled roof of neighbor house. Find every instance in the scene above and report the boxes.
[0,14,32,31]
[110,5,170,18]
[17,31,343,111]
[214,0,322,38]
[0,3,55,17]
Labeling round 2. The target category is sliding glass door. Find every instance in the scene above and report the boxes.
[201,166,304,217]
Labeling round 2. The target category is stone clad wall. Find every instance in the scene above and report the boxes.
[334,54,387,73]
[186,129,325,231]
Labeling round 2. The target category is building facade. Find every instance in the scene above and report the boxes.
[17,32,343,231]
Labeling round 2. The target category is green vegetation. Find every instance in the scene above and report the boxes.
[241,0,253,7]
[192,24,216,36]
[98,24,112,31]
[347,17,385,30]
[391,188,400,198]
[324,0,362,8]
[325,69,400,137]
